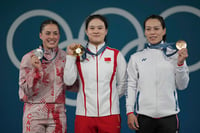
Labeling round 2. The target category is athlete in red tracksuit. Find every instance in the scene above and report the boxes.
[19,19,75,133]
[64,14,127,133]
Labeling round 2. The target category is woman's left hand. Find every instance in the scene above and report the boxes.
[177,48,188,66]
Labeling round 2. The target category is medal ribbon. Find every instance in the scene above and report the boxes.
[146,42,178,57]
[82,43,107,60]
[39,45,58,63]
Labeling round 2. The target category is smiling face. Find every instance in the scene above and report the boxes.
[85,18,108,46]
[39,24,60,50]
[145,18,166,45]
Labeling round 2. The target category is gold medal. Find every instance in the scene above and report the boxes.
[73,45,84,56]
[176,40,187,50]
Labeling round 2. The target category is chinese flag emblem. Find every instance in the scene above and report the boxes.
[104,57,111,62]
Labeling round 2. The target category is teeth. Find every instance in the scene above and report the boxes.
[150,36,156,38]
[49,41,56,43]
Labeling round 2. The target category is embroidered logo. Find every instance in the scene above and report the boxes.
[141,58,147,62]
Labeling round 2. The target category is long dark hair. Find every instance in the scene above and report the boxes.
[143,14,166,42]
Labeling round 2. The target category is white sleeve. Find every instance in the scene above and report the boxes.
[116,52,127,97]
[175,61,190,90]
[63,55,78,86]
[126,55,138,114]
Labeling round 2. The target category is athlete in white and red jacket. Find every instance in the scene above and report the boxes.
[64,14,127,133]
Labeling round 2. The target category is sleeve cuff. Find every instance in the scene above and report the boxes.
[177,63,184,66]
[127,112,134,116]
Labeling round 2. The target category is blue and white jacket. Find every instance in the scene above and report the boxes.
[126,47,189,118]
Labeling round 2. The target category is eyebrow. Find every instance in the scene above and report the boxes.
[145,25,162,28]
[44,30,59,32]
[89,25,104,27]
[145,26,162,29]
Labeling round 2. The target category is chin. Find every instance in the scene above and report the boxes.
[149,41,160,45]
[48,44,58,48]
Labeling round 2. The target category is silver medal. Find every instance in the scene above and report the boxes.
[33,48,44,59]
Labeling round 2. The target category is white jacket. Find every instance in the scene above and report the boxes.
[126,47,189,118]
[64,43,127,116]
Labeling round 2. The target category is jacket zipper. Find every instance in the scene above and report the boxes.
[96,48,99,116]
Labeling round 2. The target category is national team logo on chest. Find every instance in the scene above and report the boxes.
[104,57,112,63]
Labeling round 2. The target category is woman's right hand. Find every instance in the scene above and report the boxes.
[66,43,81,56]
[127,113,139,130]
[31,55,42,69]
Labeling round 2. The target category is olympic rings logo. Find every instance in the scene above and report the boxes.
[7,5,200,106]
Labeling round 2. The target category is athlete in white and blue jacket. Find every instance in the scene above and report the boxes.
[126,14,189,133]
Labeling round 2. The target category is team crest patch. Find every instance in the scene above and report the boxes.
[104,57,111,62]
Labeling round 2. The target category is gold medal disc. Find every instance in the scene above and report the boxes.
[73,45,84,56]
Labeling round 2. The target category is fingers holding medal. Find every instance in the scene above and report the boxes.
[33,48,44,59]
[73,45,84,56]
[176,40,187,50]
[67,43,84,56]
[31,48,43,69]
[176,40,188,65]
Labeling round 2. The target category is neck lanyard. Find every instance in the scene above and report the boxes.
[42,51,58,62]
[82,43,107,60]
[146,42,178,57]
[40,45,58,63]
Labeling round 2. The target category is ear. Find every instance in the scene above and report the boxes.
[105,29,108,35]
[163,28,166,35]
[85,29,89,36]
[39,33,42,40]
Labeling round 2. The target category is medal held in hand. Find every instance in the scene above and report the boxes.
[33,48,44,59]
[176,40,187,50]
[73,45,85,56]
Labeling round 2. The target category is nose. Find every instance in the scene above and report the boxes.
[93,28,99,33]
[149,29,156,34]
[49,33,55,38]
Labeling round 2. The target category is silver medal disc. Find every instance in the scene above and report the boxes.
[33,49,44,59]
